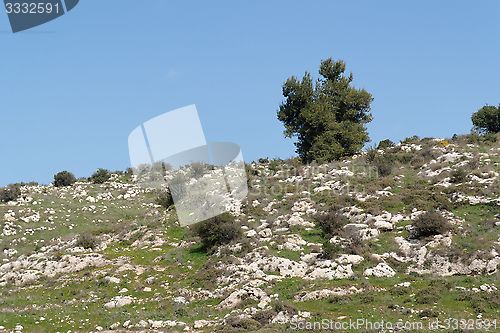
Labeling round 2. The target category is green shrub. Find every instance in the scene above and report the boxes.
[364,146,378,163]
[252,310,275,326]
[0,184,21,203]
[168,174,187,200]
[316,209,349,238]
[410,211,449,239]
[373,156,394,177]
[419,308,439,318]
[415,289,438,304]
[272,300,298,315]
[450,168,467,183]
[410,155,426,168]
[90,168,111,184]
[321,240,341,259]
[155,189,174,209]
[418,147,439,161]
[76,233,98,249]
[401,135,420,144]
[455,289,499,314]
[346,235,368,256]
[328,294,353,304]
[225,317,261,331]
[377,139,395,149]
[53,171,76,187]
[483,132,498,142]
[192,213,242,252]
[269,158,282,172]
[401,185,451,211]
[416,280,450,304]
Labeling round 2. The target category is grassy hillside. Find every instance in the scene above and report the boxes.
[0,135,498,332]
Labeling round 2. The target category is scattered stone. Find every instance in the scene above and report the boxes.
[364,263,396,278]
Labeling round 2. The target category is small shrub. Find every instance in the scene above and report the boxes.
[173,304,188,318]
[192,213,242,252]
[269,158,282,172]
[346,235,368,256]
[450,168,467,183]
[410,155,426,169]
[401,186,451,211]
[252,310,275,326]
[410,211,449,239]
[316,209,349,238]
[190,262,221,289]
[321,240,342,259]
[467,132,482,144]
[53,171,76,187]
[272,300,298,315]
[415,289,439,305]
[393,151,414,164]
[225,317,261,331]
[373,156,394,177]
[401,135,420,144]
[416,280,450,305]
[76,233,98,249]
[467,157,480,170]
[483,132,498,142]
[456,290,499,314]
[155,189,174,209]
[365,146,378,163]
[328,294,352,304]
[168,174,187,199]
[51,250,64,262]
[190,162,208,178]
[377,139,395,150]
[419,147,439,161]
[419,308,439,318]
[0,184,21,203]
[90,168,111,184]
[360,293,375,303]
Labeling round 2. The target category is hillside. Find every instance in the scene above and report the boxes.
[0,135,498,332]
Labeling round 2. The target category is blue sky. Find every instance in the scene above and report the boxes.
[1,1,499,186]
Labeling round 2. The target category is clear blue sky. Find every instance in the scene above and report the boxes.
[1,1,499,186]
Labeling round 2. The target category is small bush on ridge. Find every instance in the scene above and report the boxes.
[377,139,395,149]
[90,168,111,184]
[53,171,76,187]
[0,184,21,203]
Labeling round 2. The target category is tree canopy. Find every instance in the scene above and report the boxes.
[472,104,500,134]
[278,58,373,163]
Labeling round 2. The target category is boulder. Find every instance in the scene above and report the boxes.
[364,263,396,277]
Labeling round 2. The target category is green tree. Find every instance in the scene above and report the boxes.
[278,58,373,163]
[53,171,76,187]
[472,104,500,134]
[90,168,111,184]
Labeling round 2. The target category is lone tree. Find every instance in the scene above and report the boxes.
[472,104,500,134]
[278,58,373,163]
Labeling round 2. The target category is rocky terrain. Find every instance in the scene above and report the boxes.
[0,135,498,332]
